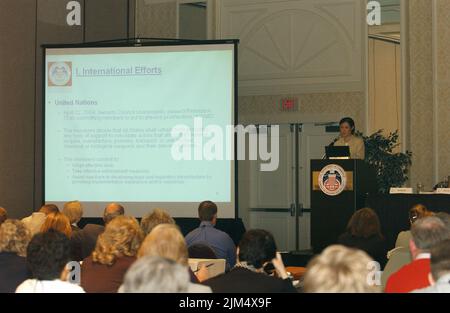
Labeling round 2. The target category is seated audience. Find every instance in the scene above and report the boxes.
[71,202,125,260]
[0,207,7,225]
[40,211,72,238]
[303,245,380,293]
[413,239,450,293]
[203,229,297,293]
[188,243,217,259]
[138,223,212,292]
[338,208,387,268]
[435,212,450,229]
[396,204,433,248]
[62,201,83,232]
[80,215,142,293]
[140,208,175,236]
[382,204,433,287]
[385,216,450,293]
[0,220,32,293]
[185,201,236,269]
[120,256,191,293]
[21,204,59,235]
[16,230,84,293]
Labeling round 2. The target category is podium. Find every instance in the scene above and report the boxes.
[310,159,377,253]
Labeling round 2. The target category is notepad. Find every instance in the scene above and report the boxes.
[188,258,226,279]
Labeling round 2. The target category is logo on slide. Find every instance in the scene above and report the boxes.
[318,164,347,196]
[48,62,72,87]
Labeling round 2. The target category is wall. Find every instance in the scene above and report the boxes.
[435,0,450,184]
[0,0,36,218]
[406,0,434,189]
[0,0,134,217]
[404,0,450,189]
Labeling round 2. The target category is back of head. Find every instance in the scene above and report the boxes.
[138,224,188,266]
[430,239,450,281]
[39,204,59,215]
[0,207,7,225]
[93,215,143,265]
[103,203,125,225]
[409,204,433,224]
[435,212,450,229]
[198,201,217,222]
[0,219,32,257]
[27,230,71,280]
[121,256,189,293]
[140,208,175,236]
[188,243,217,259]
[63,201,83,224]
[40,212,72,238]
[346,208,382,239]
[411,216,450,251]
[238,229,277,269]
[303,245,380,293]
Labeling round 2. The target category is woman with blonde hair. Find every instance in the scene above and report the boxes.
[137,224,212,292]
[80,215,143,293]
[0,219,32,292]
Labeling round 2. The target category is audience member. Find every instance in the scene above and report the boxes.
[71,202,125,260]
[138,223,212,292]
[0,220,32,293]
[188,243,217,259]
[16,230,84,293]
[338,208,387,267]
[185,201,236,269]
[396,204,433,248]
[203,229,297,293]
[0,207,7,225]
[140,208,175,236]
[382,204,434,287]
[413,239,450,293]
[21,204,59,235]
[303,245,380,293]
[40,211,72,238]
[385,216,450,293]
[80,215,142,293]
[120,256,190,293]
[63,201,83,232]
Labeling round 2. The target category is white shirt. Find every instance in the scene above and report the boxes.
[21,212,47,236]
[16,279,85,293]
[412,274,450,293]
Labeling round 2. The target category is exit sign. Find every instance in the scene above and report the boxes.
[280,98,299,112]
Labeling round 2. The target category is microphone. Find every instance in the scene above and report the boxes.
[322,137,339,159]
[329,137,339,147]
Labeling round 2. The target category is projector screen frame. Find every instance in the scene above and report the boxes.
[41,39,239,219]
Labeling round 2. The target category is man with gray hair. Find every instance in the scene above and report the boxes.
[71,203,125,261]
[385,216,450,293]
[119,256,211,293]
[413,239,450,293]
[120,256,189,293]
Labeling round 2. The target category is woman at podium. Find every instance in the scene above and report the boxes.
[334,117,365,159]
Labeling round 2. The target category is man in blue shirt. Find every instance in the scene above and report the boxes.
[185,201,236,269]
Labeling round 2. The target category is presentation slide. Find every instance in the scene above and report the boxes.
[44,43,235,218]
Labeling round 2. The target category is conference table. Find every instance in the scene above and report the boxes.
[366,194,450,249]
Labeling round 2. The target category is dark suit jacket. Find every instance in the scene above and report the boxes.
[0,252,31,293]
[71,224,105,261]
[203,267,297,293]
[338,232,388,268]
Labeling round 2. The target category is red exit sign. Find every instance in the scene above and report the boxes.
[280,98,299,112]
